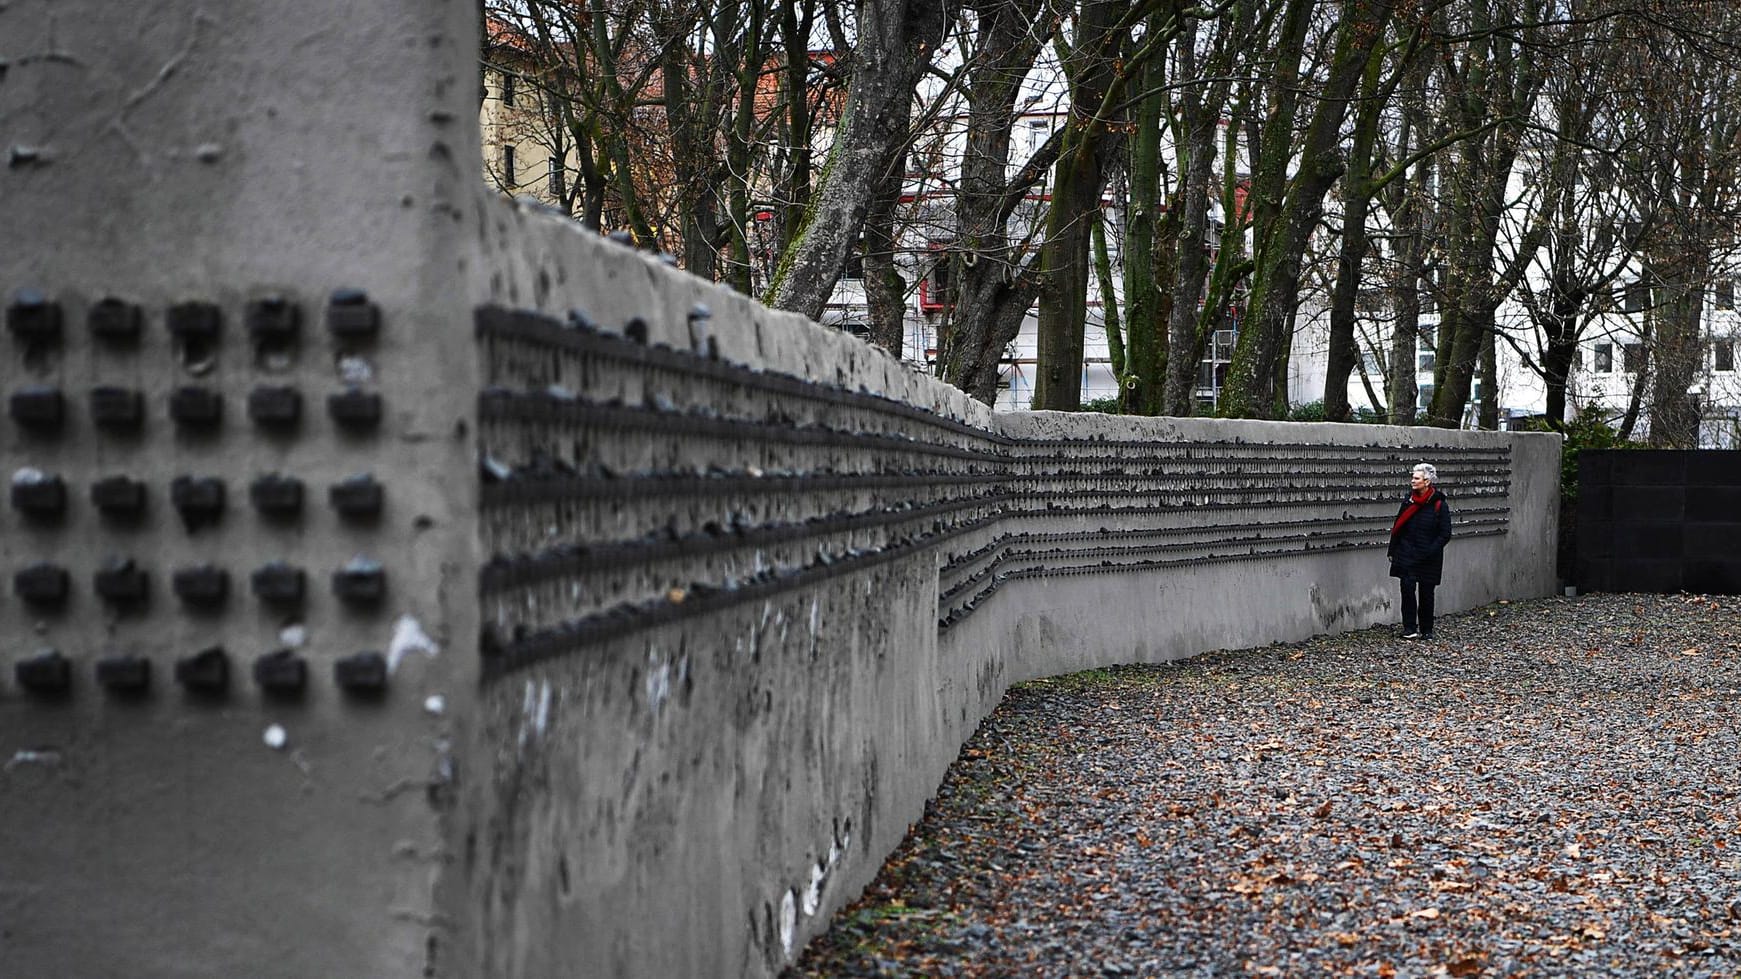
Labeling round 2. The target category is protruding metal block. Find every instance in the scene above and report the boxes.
[14,562,69,604]
[329,473,384,518]
[95,653,151,694]
[170,476,225,528]
[91,475,147,516]
[6,289,62,344]
[168,386,224,429]
[332,557,386,605]
[252,649,308,696]
[15,649,71,695]
[246,295,300,344]
[93,557,149,604]
[326,288,380,340]
[249,474,304,517]
[334,651,388,695]
[166,301,221,342]
[89,298,144,343]
[250,561,306,604]
[10,470,66,517]
[327,388,382,429]
[90,386,144,431]
[174,646,229,695]
[171,564,229,607]
[9,385,65,430]
[247,385,301,428]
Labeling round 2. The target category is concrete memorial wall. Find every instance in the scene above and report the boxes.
[0,3,1560,976]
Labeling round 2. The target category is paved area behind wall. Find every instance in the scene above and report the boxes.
[788,593,1741,978]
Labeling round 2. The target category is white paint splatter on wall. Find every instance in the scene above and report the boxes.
[779,889,797,958]
[387,614,440,673]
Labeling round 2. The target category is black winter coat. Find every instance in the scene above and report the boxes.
[1388,488,1453,584]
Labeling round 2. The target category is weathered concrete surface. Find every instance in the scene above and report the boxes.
[463,221,1560,979]
[1,2,481,976]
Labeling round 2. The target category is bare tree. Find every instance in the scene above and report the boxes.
[765,0,954,319]
[934,0,1063,403]
[1219,0,1396,419]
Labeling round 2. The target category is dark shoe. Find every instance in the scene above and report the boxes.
[1402,631,1422,640]
[1421,632,1434,641]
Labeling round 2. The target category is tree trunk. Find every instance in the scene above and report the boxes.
[1124,43,1166,414]
[1092,215,1126,385]
[1220,0,1393,419]
[1033,0,1128,411]
[1382,147,1427,425]
[775,3,817,260]
[1162,1,1244,418]
[1323,24,1407,421]
[1617,315,1651,441]
[766,0,950,320]
[1478,321,1498,429]
[1648,270,1707,447]
[936,0,1054,403]
[863,172,906,356]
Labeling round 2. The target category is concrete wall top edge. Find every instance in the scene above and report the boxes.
[473,195,997,430]
[998,410,1562,450]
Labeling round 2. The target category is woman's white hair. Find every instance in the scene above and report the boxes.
[1412,463,1438,484]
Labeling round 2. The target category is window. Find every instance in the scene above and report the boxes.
[1417,384,1434,410]
[1212,329,1235,361]
[1595,342,1613,373]
[1718,278,1735,311]
[919,244,951,311]
[502,72,516,107]
[1717,339,1736,373]
[502,144,517,187]
[548,157,565,199]
[1027,119,1049,157]
[842,244,865,281]
[1624,280,1648,314]
[1416,327,1436,372]
[1623,342,1645,374]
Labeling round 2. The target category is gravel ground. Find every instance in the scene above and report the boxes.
[788,592,1741,978]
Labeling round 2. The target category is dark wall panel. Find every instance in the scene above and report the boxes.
[1578,450,1741,594]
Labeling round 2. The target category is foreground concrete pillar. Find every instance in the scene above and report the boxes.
[1,2,482,975]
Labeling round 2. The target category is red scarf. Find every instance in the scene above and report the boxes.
[1391,488,1435,536]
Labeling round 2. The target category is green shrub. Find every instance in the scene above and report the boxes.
[1285,401,1385,424]
[1527,404,1634,504]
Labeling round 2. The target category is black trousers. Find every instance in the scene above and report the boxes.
[1399,577,1436,635]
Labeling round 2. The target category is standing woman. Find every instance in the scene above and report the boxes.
[1388,463,1453,640]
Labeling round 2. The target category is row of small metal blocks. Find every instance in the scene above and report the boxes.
[10,645,390,700]
[4,286,383,429]
[4,288,395,702]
